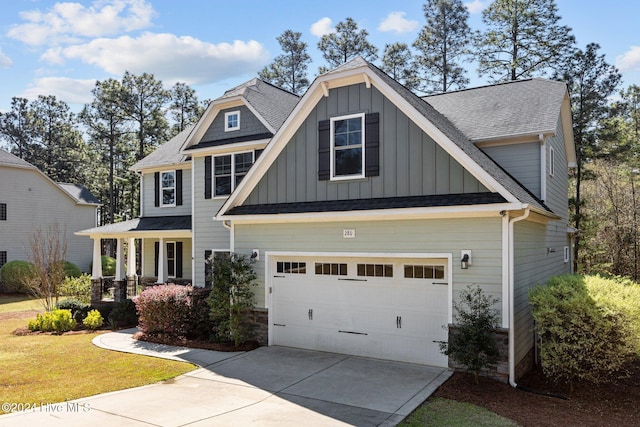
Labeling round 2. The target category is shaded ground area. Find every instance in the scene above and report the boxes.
[434,362,640,427]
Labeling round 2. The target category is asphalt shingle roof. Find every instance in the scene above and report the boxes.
[132,125,194,171]
[58,183,101,205]
[78,215,191,235]
[0,149,37,169]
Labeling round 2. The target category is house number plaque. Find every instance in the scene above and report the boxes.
[343,229,356,239]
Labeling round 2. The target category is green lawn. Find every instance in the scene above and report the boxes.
[0,294,196,414]
[399,397,520,427]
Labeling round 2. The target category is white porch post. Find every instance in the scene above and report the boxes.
[115,238,125,280]
[92,238,102,279]
[127,237,136,277]
[157,237,167,284]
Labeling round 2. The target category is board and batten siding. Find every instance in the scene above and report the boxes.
[0,167,96,272]
[481,142,541,199]
[192,155,231,286]
[199,105,270,143]
[141,167,192,217]
[233,217,504,313]
[244,83,488,206]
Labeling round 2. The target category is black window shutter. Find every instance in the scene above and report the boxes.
[204,250,212,287]
[204,156,212,199]
[365,113,380,177]
[318,119,331,180]
[176,242,183,278]
[154,172,160,207]
[154,241,159,276]
[176,170,183,206]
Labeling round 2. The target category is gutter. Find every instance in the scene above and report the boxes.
[508,208,530,388]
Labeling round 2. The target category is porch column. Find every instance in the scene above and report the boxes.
[115,238,125,281]
[92,238,102,279]
[157,237,167,284]
[127,237,137,277]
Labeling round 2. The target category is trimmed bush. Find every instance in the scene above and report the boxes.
[28,309,76,332]
[63,261,82,278]
[56,298,92,323]
[83,309,104,330]
[530,274,639,389]
[135,284,193,339]
[0,260,36,293]
[108,299,138,330]
[28,312,54,332]
[59,274,92,304]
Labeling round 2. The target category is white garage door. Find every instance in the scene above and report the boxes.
[270,255,450,367]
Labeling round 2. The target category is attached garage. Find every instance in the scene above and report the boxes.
[268,253,452,367]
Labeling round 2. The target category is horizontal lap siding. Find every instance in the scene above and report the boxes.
[0,168,96,272]
[142,238,192,280]
[234,218,503,314]
[482,142,541,199]
[142,168,192,216]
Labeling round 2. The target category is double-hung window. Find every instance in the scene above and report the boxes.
[214,152,254,197]
[160,171,176,206]
[224,111,240,132]
[331,113,365,179]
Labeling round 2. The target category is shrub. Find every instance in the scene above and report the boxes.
[108,299,138,330]
[207,253,257,346]
[186,287,215,341]
[530,274,638,390]
[56,298,92,323]
[28,309,76,332]
[0,260,36,293]
[59,274,92,304]
[63,261,82,278]
[83,309,104,330]
[102,256,116,276]
[28,312,54,332]
[135,285,193,339]
[439,285,500,384]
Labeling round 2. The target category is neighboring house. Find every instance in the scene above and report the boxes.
[0,149,100,273]
[79,57,575,384]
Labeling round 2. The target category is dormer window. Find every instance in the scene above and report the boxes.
[161,170,176,207]
[225,111,240,132]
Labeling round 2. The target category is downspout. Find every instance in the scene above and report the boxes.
[222,220,234,252]
[508,207,530,388]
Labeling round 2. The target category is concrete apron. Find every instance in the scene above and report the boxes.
[0,346,451,427]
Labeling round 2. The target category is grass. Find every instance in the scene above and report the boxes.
[0,295,44,313]
[0,294,196,414]
[399,397,519,427]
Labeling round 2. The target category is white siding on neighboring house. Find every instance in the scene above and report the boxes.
[0,167,97,272]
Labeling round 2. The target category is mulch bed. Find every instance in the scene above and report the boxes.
[434,362,640,426]
[133,332,260,352]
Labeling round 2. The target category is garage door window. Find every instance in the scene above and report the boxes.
[277,261,307,274]
[357,263,393,277]
[315,263,347,276]
[404,265,445,279]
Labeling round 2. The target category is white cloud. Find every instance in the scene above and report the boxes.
[378,11,419,34]
[616,46,640,73]
[21,77,96,104]
[7,0,155,46]
[0,49,12,68]
[310,17,335,37]
[465,0,487,14]
[42,32,269,85]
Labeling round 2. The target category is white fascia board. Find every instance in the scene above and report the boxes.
[74,230,192,239]
[561,93,577,167]
[179,97,245,153]
[135,162,193,174]
[184,139,271,158]
[218,202,524,224]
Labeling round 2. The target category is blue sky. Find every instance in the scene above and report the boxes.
[0,0,638,113]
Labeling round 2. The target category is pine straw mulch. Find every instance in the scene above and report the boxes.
[433,361,640,427]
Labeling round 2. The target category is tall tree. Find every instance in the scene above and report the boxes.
[80,79,131,224]
[318,17,378,72]
[475,0,575,81]
[554,43,621,273]
[0,97,33,159]
[259,30,311,95]
[413,0,471,93]
[169,82,204,137]
[380,42,420,91]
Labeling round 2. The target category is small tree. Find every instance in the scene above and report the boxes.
[440,285,500,383]
[26,223,68,311]
[206,253,257,346]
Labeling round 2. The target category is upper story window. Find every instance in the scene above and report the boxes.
[161,171,176,207]
[331,113,365,179]
[214,151,255,197]
[225,111,240,132]
[549,146,555,177]
[0,203,6,220]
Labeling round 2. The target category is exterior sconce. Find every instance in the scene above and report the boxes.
[461,253,470,269]
[250,249,259,263]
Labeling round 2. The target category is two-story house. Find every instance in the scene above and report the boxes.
[79,57,575,385]
[0,149,100,273]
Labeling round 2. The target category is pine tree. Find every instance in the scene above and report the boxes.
[318,17,378,71]
[169,82,204,136]
[413,0,471,93]
[259,30,311,95]
[380,42,420,91]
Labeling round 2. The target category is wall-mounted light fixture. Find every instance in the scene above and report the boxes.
[461,250,472,269]
[250,249,259,263]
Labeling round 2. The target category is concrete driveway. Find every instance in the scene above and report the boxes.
[0,336,451,426]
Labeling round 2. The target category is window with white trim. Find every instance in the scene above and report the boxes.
[331,113,365,179]
[167,242,176,278]
[224,111,240,131]
[214,152,254,197]
[564,246,570,263]
[160,171,176,206]
[549,146,555,177]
